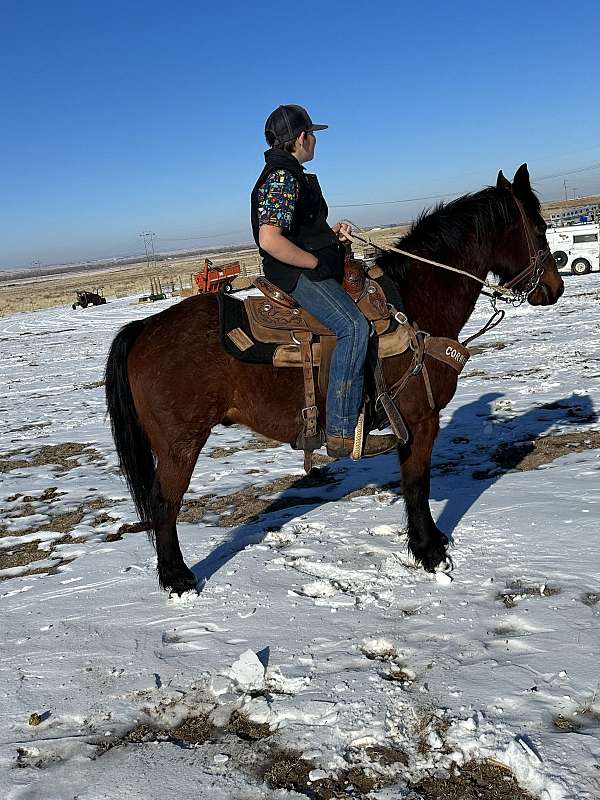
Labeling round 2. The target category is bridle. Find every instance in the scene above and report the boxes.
[498,193,553,306]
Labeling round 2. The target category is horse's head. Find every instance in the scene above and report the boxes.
[495,164,564,306]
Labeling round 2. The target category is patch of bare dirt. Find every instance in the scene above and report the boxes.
[474,430,600,479]
[0,541,52,570]
[414,759,534,800]
[0,458,30,473]
[497,579,561,608]
[208,435,285,459]
[179,469,339,527]
[0,443,103,473]
[95,710,269,758]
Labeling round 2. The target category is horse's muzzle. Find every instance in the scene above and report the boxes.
[528,278,564,306]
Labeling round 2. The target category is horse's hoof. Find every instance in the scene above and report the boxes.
[162,568,198,596]
[418,541,449,573]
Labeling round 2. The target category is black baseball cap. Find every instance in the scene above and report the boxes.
[265,104,328,145]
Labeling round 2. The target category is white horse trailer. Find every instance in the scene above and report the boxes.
[546,223,600,275]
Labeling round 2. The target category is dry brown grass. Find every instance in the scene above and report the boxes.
[0,226,409,317]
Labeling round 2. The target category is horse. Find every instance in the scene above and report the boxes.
[105,164,564,595]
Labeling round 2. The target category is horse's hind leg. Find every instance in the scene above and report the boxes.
[152,436,209,594]
[398,414,448,571]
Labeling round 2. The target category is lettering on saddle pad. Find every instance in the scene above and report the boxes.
[445,345,468,367]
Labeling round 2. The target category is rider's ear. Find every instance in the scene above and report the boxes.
[496,170,511,192]
[512,163,531,196]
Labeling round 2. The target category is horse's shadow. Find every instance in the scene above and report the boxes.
[190,392,596,585]
[432,391,596,534]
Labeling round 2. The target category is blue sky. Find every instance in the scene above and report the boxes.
[2,0,600,269]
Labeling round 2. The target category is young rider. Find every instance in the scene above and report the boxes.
[250,104,396,458]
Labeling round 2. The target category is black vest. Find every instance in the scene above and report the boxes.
[250,149,344,292]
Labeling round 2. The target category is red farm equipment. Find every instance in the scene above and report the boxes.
[193,259,241,294]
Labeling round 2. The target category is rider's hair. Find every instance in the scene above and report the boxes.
[265,130,308,154]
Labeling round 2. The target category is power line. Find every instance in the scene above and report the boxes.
[156,229,248,242]
[329,161,600,210]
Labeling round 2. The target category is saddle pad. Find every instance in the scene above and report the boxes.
[217,293,277,364]
[245,296,333,344]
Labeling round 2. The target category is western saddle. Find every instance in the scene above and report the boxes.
[224,255,471,470]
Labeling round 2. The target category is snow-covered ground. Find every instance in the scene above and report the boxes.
[1,275,599,800]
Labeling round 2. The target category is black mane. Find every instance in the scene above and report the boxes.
[378,185,541,282]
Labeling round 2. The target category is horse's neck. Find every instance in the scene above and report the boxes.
[398,245,491,339]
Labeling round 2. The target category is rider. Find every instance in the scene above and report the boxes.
[250,104,396,458]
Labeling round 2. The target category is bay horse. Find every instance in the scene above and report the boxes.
[105,164,563,595]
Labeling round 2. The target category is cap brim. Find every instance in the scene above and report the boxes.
[308,124,328,131]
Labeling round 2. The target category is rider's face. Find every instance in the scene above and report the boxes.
[295,131,316,163]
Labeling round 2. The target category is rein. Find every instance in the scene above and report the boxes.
[344,192,551,308]
[340,194,553,411]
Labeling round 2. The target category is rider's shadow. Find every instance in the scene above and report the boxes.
[190,391,596,585]
[432,391,597,535]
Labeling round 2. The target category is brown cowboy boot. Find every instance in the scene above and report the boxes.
[327,432,398,459]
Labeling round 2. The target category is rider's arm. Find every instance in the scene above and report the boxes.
[259,225,318,269]
[257,169,318,270]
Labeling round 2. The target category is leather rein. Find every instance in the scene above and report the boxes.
[345,192,552,309]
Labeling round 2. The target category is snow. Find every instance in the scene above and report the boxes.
[1,276,599,799]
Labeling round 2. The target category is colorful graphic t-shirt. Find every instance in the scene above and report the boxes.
[257,170,299,231]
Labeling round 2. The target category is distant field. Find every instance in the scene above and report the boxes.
[0,226,409,316]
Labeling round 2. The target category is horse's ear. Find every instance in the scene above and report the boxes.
[496,170,511,191]
[512,163,531,196]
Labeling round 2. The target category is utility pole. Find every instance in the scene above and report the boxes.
[563,179,568,201]
[140,231,156,271]
[140,232,157,294]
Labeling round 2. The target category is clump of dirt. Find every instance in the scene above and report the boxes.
[226,711,271,741]
[16,747,63,769]
[343,480,402,501]
[10,421,51,433]
[414,759,534,800]
[474,430,600,479]
[170,713,215,745]
[103,521,148,542]
[497,579,561,608]
[262,748,384,798]
[81,380,105,389]
[552,714,581,733]
[468,341,507,355]
[582,591,600,608]
[209,435,284,459]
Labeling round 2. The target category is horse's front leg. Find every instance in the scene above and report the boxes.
[398,413,448,571]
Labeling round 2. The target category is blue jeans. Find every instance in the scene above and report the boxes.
[291,274,369,438]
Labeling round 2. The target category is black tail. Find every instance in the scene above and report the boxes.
[105,320,156,535]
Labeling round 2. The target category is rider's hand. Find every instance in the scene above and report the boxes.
[331,222,352,242]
